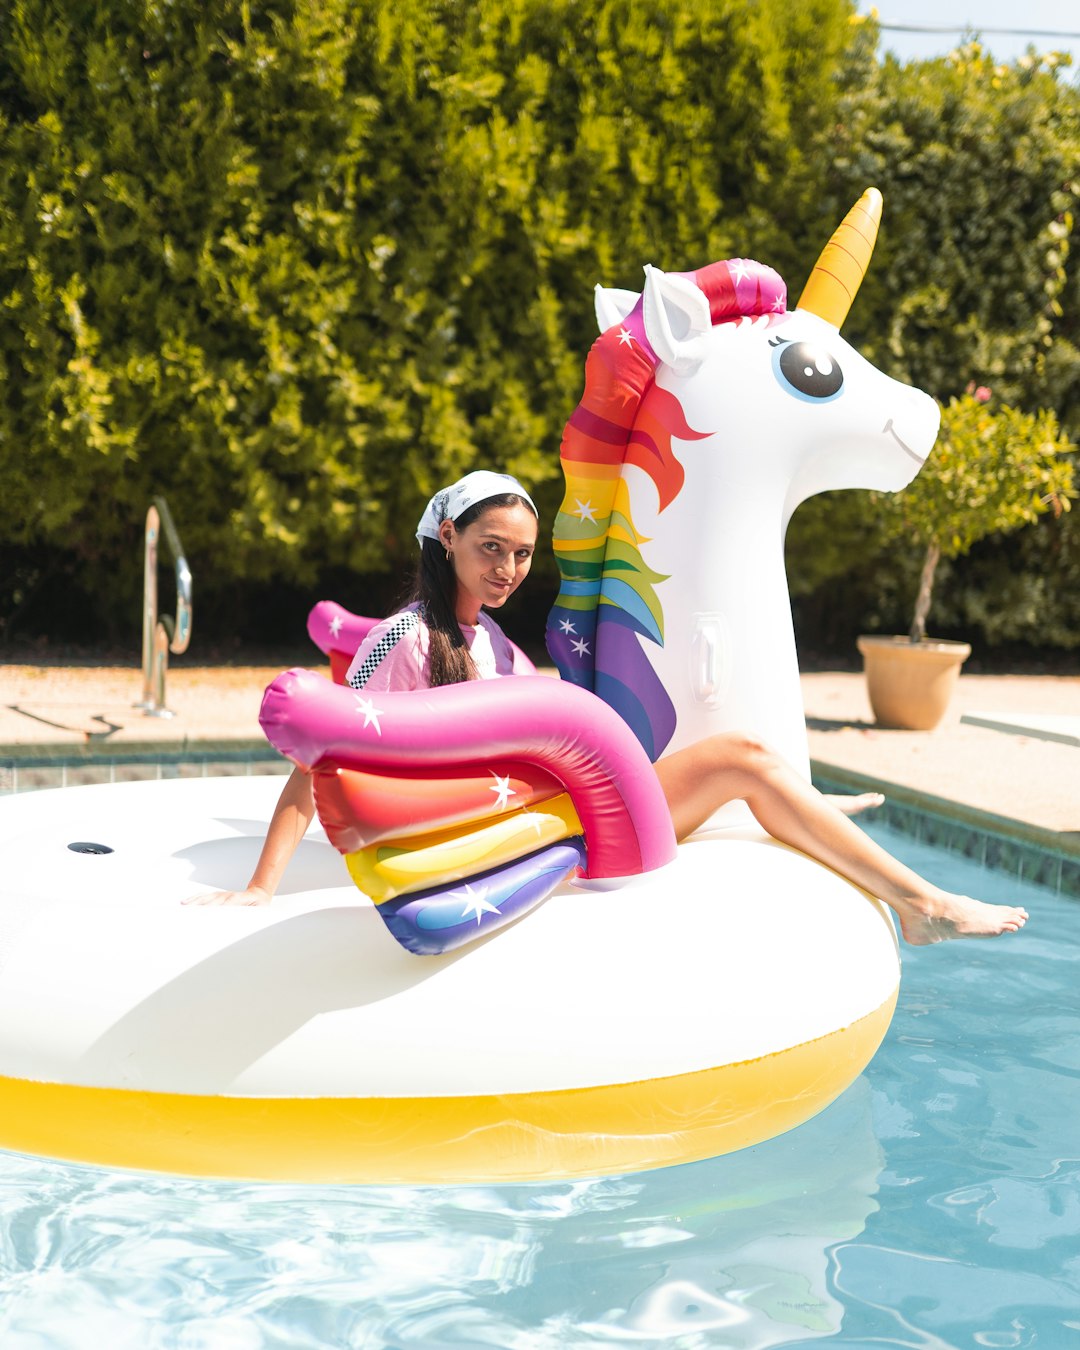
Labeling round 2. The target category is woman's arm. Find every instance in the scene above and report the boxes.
[183,766,316,906]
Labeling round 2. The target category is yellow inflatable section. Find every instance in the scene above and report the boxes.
[345,792,583,901]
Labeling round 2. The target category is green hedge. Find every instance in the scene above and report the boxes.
[1,1,1077,653]
[783,29,1080,653]
[0,0,852,634]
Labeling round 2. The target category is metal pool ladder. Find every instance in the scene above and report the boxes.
[136,497,192,718]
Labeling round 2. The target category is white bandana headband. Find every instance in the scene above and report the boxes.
[415,471,538,546]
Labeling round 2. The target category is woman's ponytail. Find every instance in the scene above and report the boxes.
[409,539,476,687]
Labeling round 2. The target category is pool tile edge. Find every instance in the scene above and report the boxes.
[812,759,1080,900]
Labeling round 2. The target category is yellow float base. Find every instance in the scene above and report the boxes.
[0,994,895,1184]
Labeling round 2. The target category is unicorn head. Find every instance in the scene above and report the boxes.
[547,190,940,792]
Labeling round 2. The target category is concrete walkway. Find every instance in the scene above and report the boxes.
[801,670,1078,837]
[2,660,1077,846]
[1,663,283,754]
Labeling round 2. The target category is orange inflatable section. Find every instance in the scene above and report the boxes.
[313,761,566,852]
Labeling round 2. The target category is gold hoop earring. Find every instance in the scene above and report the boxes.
[445,548,452,562]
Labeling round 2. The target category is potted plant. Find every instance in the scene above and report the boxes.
[858,388,1075,730]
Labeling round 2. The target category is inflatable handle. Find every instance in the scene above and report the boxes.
[306,600,536,685]
[259,669,677,878]
[307,601,379,660]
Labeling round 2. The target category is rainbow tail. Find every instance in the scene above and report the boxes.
[259,668,677,955]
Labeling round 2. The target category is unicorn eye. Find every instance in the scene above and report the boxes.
[772,340,844,402]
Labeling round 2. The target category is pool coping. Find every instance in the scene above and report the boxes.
[0,737,278,765]
[813,760,1080,900]
[0,739,289,795]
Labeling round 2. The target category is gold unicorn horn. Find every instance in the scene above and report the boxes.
[796,188,883,328]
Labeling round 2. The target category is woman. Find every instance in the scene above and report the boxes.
[189,472,1028,944]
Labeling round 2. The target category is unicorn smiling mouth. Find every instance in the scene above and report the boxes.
[882,418,927,465]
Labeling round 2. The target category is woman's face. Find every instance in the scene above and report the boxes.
[441,502,538,623]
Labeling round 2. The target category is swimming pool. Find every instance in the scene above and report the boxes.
[0,821,1075,1348]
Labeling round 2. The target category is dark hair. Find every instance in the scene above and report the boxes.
[407,493,533,688]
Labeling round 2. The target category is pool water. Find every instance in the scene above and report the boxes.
[1,823,1076,1349]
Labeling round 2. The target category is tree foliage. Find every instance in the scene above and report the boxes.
[874,393,1075,641]
[823,27,1080,414]
[879,395,1075,562]
[0,0,856,641]
[1,0,1078,657]
[786,26,1080,654]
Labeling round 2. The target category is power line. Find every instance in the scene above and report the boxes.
[876,23,1080,40]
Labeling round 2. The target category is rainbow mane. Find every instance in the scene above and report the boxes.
[546,258,787,761]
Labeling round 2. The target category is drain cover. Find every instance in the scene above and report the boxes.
[67,842,115,855]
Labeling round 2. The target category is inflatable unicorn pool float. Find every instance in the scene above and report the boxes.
[0,191,940,1183]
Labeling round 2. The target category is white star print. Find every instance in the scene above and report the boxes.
[452,883,502,925]
[772,295,786,312]
[617,327,634,347]
[353,695,384,735]
[328,614,343,638]
[571,637,591,657]
[489,772,515,811]
[573,498,598,523]
[731,260,750,285]
[558,618,577,635]
[521,810,546,838]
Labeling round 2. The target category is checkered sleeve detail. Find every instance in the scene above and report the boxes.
[347,611,422,690]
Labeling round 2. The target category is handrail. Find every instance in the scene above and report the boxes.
[135,497,193,718]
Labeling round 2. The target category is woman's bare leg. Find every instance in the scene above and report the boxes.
[653,734,1028,945]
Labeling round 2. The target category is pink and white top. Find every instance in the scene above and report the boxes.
[344,604,536,692]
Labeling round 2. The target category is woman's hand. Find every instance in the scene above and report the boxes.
[182,886,272,907]
[181,767,316,909]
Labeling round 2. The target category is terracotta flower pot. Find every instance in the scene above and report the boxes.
[856,635,972,731]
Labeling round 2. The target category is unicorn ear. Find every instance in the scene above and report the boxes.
[641,266,711,374]
[594,285,641,333]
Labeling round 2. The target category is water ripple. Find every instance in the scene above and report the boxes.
[1,837,1078,1347]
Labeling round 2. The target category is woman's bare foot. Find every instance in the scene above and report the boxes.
[893,890,1028,945]
[828,792,885,817]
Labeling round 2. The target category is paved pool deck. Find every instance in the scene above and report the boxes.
[2,660,1077,877]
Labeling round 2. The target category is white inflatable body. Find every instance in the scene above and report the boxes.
[0,775,898,1183]
[0,191,936,1183]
